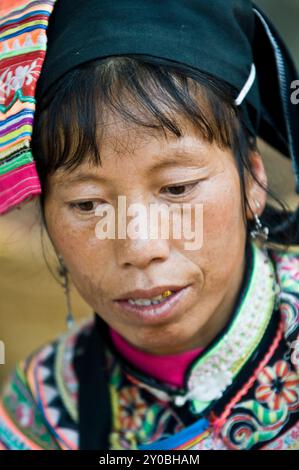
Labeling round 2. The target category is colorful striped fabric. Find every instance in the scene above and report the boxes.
[0,0,56,215]
[138,418,210,450]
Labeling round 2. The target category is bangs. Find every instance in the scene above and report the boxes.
[32,55,242,191]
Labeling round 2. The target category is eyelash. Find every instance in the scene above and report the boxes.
[69,201,100,213]
[69,182,200,213]
[160,181,200,197]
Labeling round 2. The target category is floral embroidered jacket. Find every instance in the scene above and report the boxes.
[0,240,298,450]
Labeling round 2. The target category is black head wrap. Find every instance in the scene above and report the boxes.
[36,0,299,193]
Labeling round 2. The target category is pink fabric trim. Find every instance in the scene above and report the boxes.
[109,327,204,388]
[0,162,41,214]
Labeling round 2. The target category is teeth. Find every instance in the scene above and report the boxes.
[128,299,152,306]
[128,292,174,306]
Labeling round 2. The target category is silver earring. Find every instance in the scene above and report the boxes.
[58,254,75,330]
[250,200,269,243]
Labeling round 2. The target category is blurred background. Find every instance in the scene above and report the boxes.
[0,0,299,384]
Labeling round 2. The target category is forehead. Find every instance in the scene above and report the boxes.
[47,96,237,192]
[100,124,206,162]
[52,123,210,187]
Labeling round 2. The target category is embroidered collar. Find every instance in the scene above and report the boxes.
[99,240,280,413]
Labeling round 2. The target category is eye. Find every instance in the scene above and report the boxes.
[69,200,99,213]
[160,181,199,197]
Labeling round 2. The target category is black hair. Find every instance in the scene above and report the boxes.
[31,55,298,247]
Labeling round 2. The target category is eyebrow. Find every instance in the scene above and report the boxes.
[148,150,206,173]
[57,173,107,186]
[56,148,205,186]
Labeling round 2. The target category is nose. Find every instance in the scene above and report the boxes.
[115,236,170,269]
[110,195,172,269]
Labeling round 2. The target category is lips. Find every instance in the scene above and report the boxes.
[113,285,190,324]
[114,285,187,301]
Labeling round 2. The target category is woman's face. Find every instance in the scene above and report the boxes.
[44,113,267,354]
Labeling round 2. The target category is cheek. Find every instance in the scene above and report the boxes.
[55,225,113,303]
[201,173,246,282]
[175,169,244,250]
[202,170,244,239]
[173,169,245,276]
[45,202,111,287]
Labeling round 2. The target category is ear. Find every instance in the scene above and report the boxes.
[245,150,268,221]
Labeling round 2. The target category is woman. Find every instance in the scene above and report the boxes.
[0,0,298,450]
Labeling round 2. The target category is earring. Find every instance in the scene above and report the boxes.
[250,200,269,243]
[58,254,75,330]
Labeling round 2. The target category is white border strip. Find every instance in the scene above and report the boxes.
[235,63,256,106]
